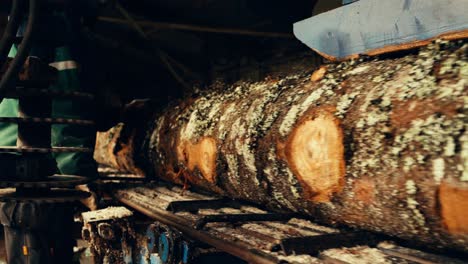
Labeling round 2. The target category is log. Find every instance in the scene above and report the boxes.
[95,40,468,251]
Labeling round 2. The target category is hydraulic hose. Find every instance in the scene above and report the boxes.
[0,0,39,100]
[0,0,23,66]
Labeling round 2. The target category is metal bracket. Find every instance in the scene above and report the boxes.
[280,231,379,255]
[194,213,296,230]
[166,198,241,213]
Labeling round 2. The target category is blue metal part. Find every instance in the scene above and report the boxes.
[342,0,359,4]
[136,224,158,264]
[294,0,468,60]
[182,241,191,264]
[159,233,170,263]
[138,246,149,264]
[147,224,157,253]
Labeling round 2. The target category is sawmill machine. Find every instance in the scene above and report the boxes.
[86,0,468,263]
[0,0,467,263]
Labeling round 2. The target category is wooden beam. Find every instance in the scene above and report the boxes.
[97,17,295,38]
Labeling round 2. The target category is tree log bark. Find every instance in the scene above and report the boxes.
[95,41,468,251]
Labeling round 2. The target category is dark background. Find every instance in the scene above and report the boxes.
[0,0,342,108]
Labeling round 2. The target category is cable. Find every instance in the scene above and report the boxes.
[0,0,39,97]
[0,0,24,65]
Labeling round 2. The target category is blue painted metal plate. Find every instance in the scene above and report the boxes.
[159,234,170,263]
[342,0,359,5]
[294,0,468,60]
[146,225,157,253]
[181,241,191,264]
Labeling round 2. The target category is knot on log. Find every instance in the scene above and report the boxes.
[439,181,468,235]
[284,107,345,202]
[177,137,217,183]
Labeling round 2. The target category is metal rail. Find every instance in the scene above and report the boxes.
[195,213,296,230]
[4,88,95,100]
[110,185,468,264]
[0,146,93,153]
[166,199,240,213]
[0,117,95,125]
[0,175,89,188]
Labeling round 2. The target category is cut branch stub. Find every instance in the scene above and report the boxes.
[284,107,345,202]
[177,137,217,183]
[439,181,468,235]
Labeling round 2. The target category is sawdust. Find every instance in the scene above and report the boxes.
[82,206,133,223]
